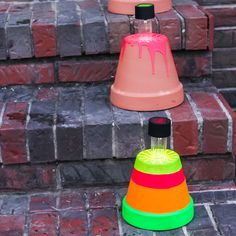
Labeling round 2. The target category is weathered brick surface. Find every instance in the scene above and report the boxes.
[35,88,58,102]
[174,51,212,77]
[218,93,236,154]
[58,192,86,210]
[32,2,56,58]
[191,191,214,204]
[89,208,120,236]
[191,190,236,204]
[0,1,216,69]
[59,160,133,187]
[113,107,143,158]
[57,1,82,57]
[59,154,236,188]
[0,51,213,85]
[7,4,33,59]
[191,92,228,154]
[0,186,234,235]
[0,3,9,12]
[175,5,208,50]
[186,206,218,236]
[27,100,56,163]
[169,97,198,156]
[0,102,28,164]
[214,29,236,48]
[0,64,54,86]
[84,85,113,159]
[30,213,58,236]
[213,48,236,68]
[213,69,236,88]
[30,194,56,213]
[197,0,236,5]
[211,204,236,235]
[58,60,116,82]
[233,30,236,45]
[1,195,28,215]
[0,65,33,85]
[33,64,55,84]
[157,9,182,50]
[88,189,116,209]
[60,211,88,236]
[0,215,25,235]
[120,214,155,236]
[0,165,56,191]
[220,91,236,110]
[0,85,233,186]
[79,0,109,55]
[199,6,214,50]
[206,7,236,27]
[173,0,198,5]
[0,156,233,191]
[108,15,130,53]
[0,13,7,60]
[182,154,235,182]
[56,87,83,161]
[103,4,130,53]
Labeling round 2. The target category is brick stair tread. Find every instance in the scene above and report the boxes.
[0,82,234,191]
[0,0,212,62]
[0,0,214,86]
[0,186,235,235]
[0,82,234,163]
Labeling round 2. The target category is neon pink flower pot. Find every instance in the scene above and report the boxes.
[110,33,184,111]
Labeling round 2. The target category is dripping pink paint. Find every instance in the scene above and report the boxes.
[120,33,170,75]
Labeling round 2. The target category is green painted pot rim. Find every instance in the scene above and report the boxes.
[122,196,194,231]
[134,149,182,175]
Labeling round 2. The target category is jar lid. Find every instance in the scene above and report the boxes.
[135,3,155,20]
[148,117,171,138]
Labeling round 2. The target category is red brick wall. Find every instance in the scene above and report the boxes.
[198,1,236,88]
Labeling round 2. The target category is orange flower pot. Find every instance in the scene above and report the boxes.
[122,149,194,230]
[108,0,172,15]
[110,33,184,111]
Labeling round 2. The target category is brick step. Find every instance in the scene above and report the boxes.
[0,187,235,235]
[0,1,214,86]
[0,155,234,191]
[0,51,212,86]
[0,0,212,60]
[0,82,234,191]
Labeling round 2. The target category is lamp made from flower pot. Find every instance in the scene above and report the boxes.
[108,0,172,15]
[110,4,184,111]
[122,117,194,230]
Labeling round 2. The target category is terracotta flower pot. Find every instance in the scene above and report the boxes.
[110,33,184,111]
[122,149,194,230]
[108,0,172,15]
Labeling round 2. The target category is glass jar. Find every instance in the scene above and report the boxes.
[148,117,171,149]
[134,4,155,34]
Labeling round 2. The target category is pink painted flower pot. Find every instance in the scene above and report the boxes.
[110,33,184,111]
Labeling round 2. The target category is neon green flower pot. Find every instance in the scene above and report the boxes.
[122,149,194,230]
[122,197,194,231]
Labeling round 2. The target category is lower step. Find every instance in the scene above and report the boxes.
[0,154,234,192]
[0,82,235,190]
[0,82,235,164]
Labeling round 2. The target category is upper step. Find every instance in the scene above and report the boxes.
[0,1,214,86]
[0,0,213,61]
